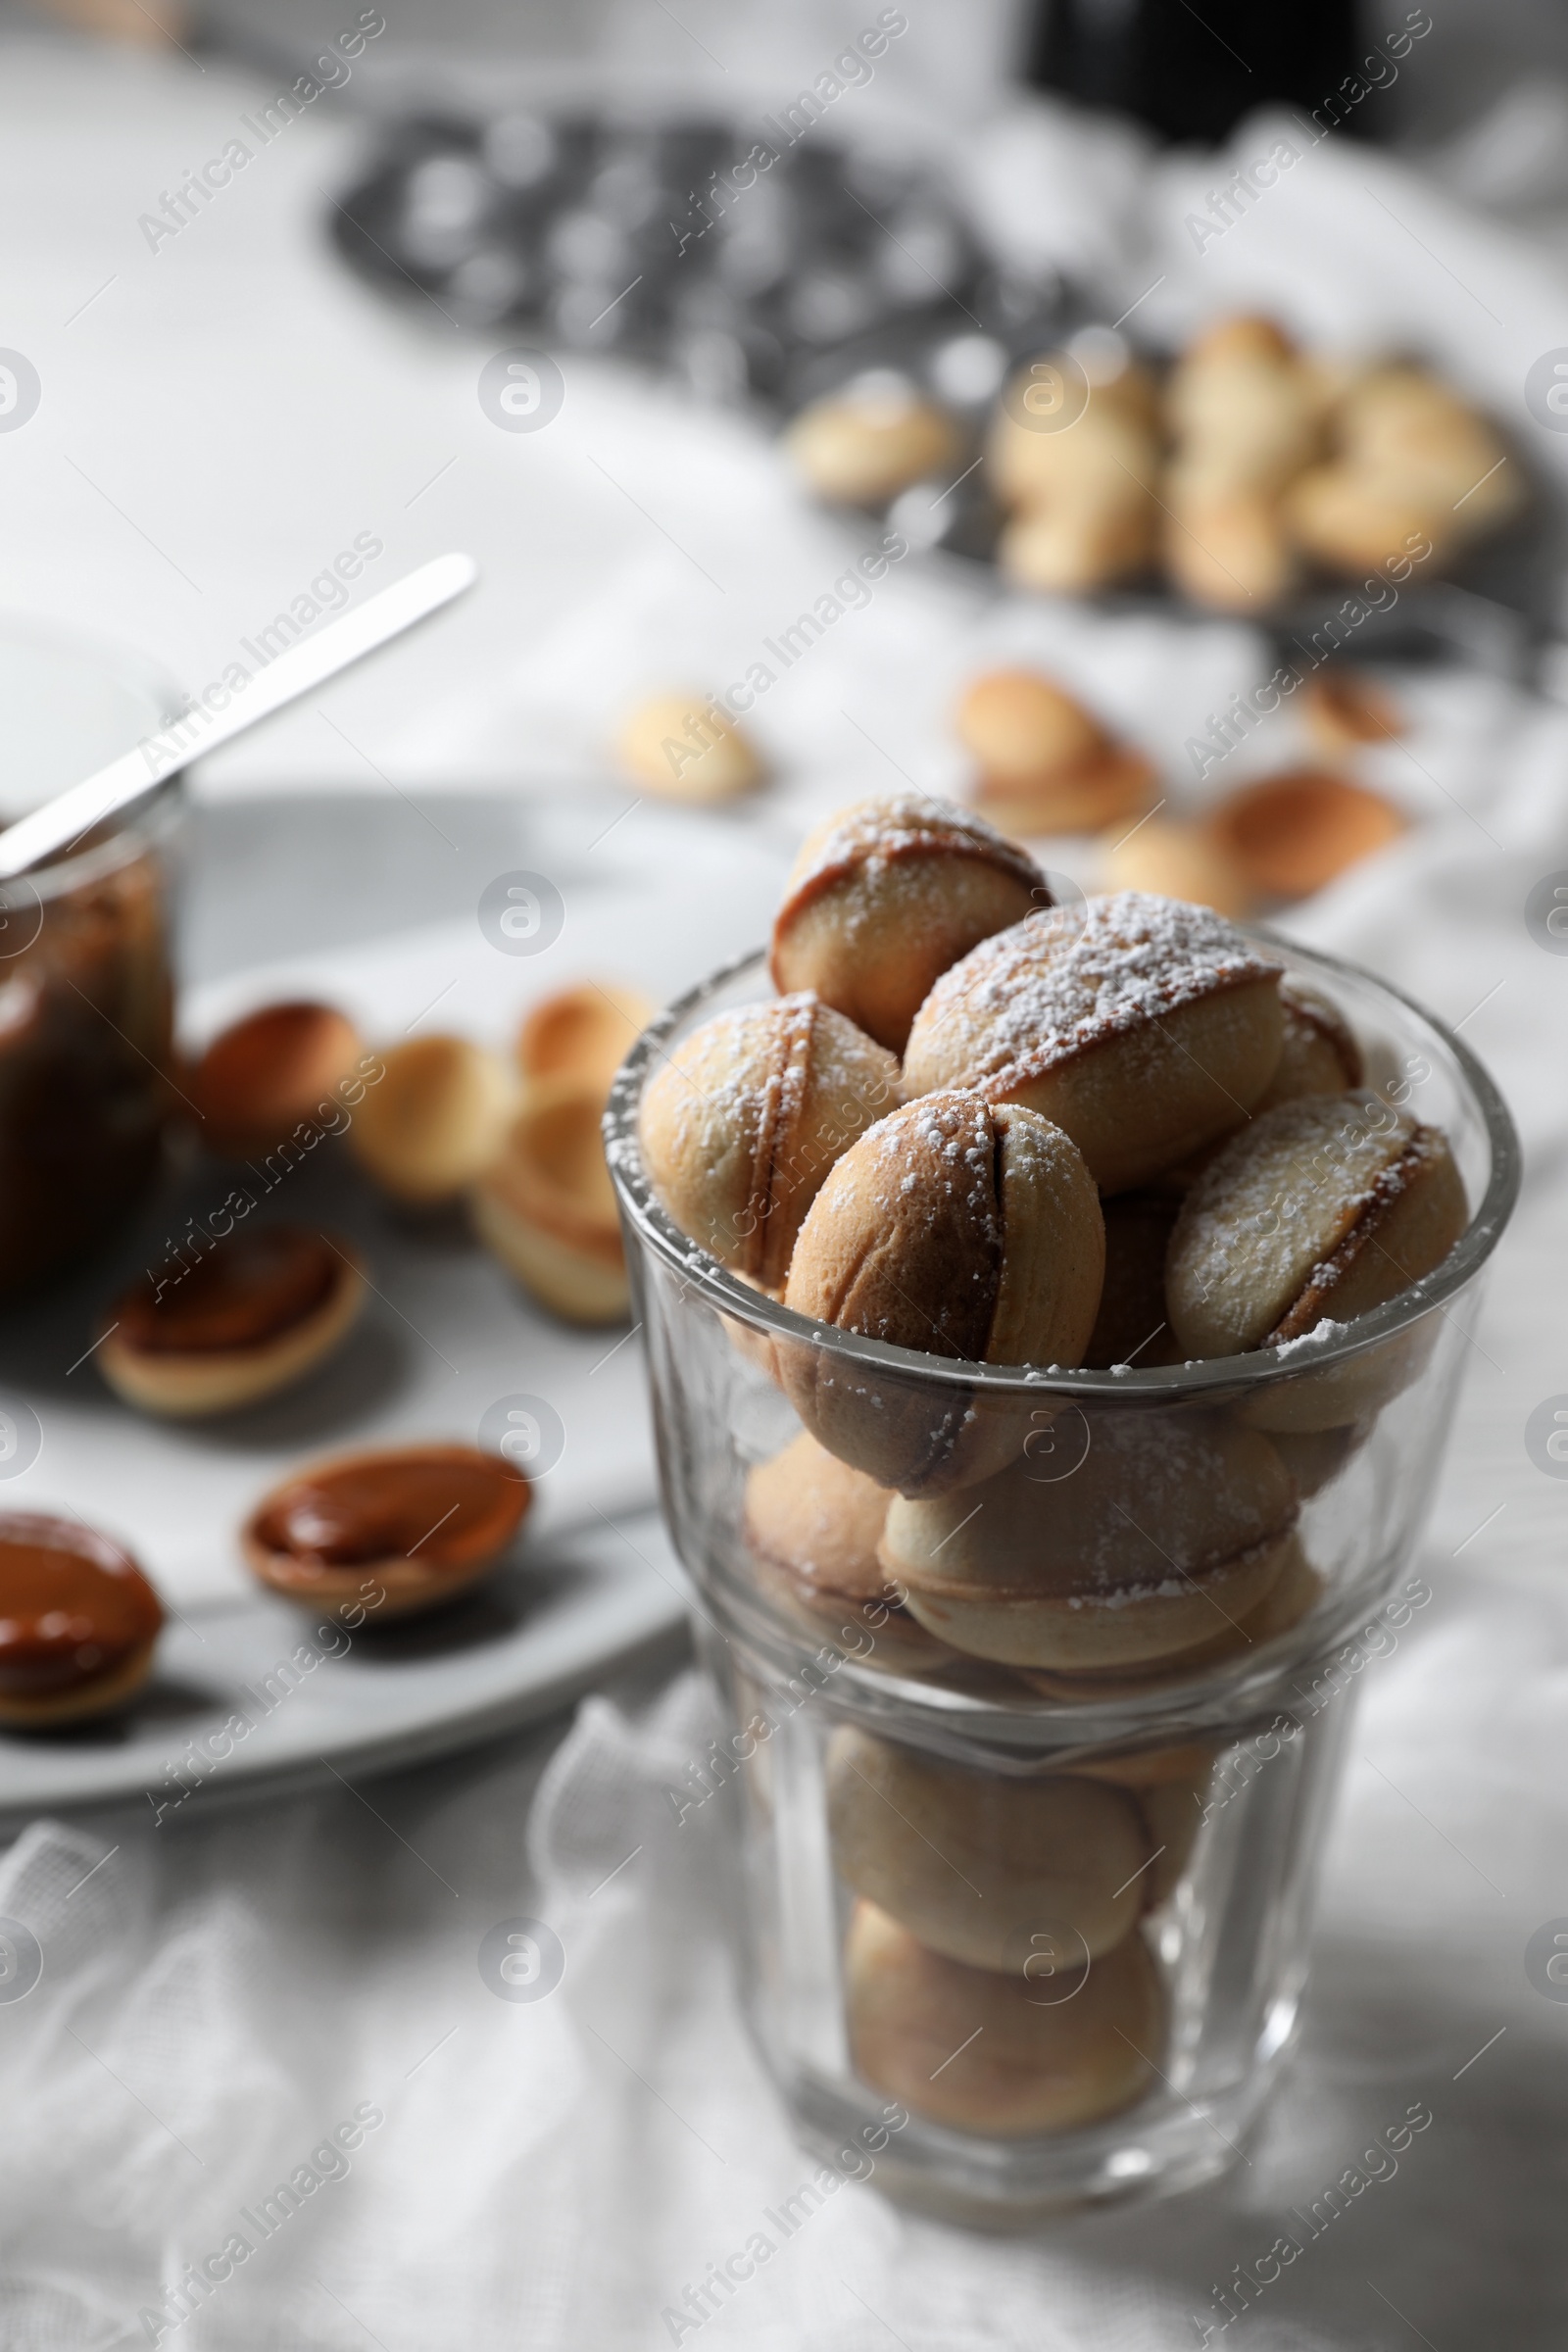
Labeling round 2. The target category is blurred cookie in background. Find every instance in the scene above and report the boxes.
[956,665,1155,837]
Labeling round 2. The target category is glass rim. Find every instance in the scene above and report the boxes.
[605,933,1521,1404]
[2,774,183,906]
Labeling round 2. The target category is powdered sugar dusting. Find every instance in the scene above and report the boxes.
[1176,1094,1409,1285]
[1273,1319,1348,1357]
[892,1408,1296,1595]
[781,793,1043,908]
[906,891,1280,1090]
[800,1090,1003,1355]
[861,1092,999,1237]
[1167,1093,1443,1354]
[657,994,814,1151]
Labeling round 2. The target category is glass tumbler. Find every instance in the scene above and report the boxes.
[606,939,1518,2221]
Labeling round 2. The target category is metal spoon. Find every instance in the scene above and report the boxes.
[0,550,477,884]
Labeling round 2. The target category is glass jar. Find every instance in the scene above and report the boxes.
[0,621,183,1299]
[606,938,1518,2222]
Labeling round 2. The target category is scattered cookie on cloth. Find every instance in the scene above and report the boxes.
[1206,769,1405,901]
[956,667,1155,838]
[616,694,762,804]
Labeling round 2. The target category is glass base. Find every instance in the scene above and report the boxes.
[757,2022,1298,2226]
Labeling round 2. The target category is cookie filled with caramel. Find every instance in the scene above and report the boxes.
[639,993,901,1295]
[242,1443,530,1619]
[845,1898,1163,2137]
[780,1090,1104,1491]
[743,1431,956,1673]
[902,892,1285,1193]
[770,795,1046,1054]
[0,1514,163,1727]
[98,1226,367,1417]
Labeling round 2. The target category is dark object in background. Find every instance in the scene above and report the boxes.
[0,801,177,1301]
[328,110,1066,410]
[1026,0,1362,145]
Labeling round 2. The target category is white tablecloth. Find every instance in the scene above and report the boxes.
[3,29,1568,2350]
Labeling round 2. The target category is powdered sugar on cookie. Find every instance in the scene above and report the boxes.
[779,794,1043,914]
[907,892,1281,1090]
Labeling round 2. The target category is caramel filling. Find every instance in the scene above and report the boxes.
[0,1515,163,1696]
[254,1450,523,1572]
[116,1228,340,1355]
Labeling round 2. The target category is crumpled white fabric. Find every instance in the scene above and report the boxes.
[8,1530,1568,2352]
[5,34,1568,2352]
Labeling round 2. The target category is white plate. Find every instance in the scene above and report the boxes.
[0,1506,688,1827]
[0,784,789,1821]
